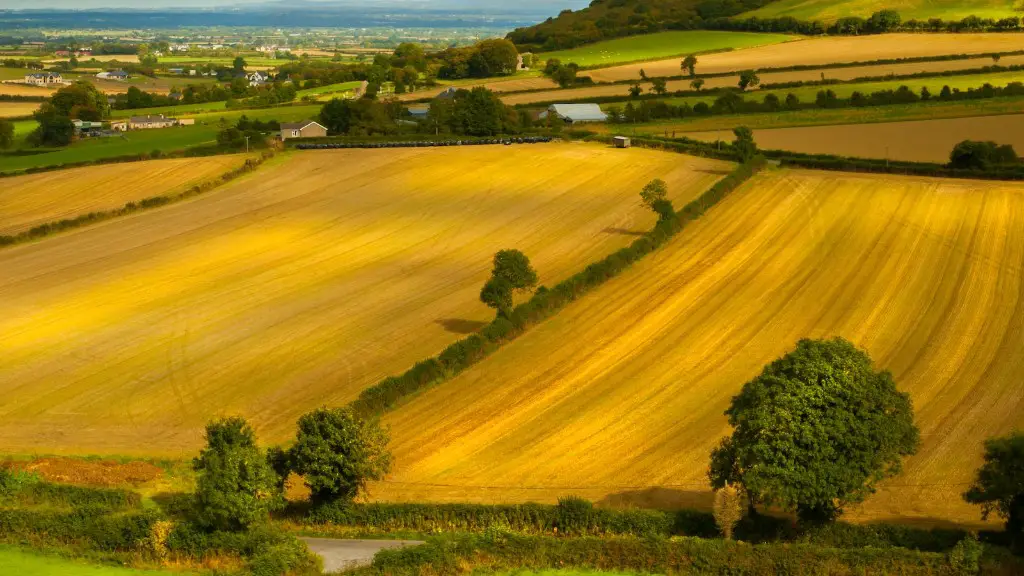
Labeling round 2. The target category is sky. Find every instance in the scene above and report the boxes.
[3,0,580,8]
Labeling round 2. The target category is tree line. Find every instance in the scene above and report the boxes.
[708,10,1023,36]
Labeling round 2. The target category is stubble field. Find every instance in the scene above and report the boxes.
[585,33,1024,82]
[0,155,251,236]
[374,168,1024,526]
[0,102,39,118]
[0,143,731,455]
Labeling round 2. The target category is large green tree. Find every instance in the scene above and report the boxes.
[0,118,13,150]
[964,432,1024,541]
[192,417,283,531]
[732,126,757,162]
[49,81,110,119]
[471,39,519,77]
[681,54,698,77]
[709,337,919,524]
[289,407,391,506]
[737,69,760,91]
[28,104,75,147]
[480,249,538,317]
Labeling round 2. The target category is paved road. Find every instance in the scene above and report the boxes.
[300,538,424,574]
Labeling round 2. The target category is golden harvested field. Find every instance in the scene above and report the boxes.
[0,102,39,118]
[0,155,250,236]
[375,168,1024,526]
[685,113,1024,162]
[0,83,55,97]
[586,33,1024,82]
[502,54,1024,105]
[0,144,732,455]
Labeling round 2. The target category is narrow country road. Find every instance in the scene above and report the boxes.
[300,538,425,574]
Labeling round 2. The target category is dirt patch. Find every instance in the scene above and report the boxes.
[586,33,1024,82]
[4,457,163,487]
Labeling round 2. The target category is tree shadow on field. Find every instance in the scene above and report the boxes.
[693,167,733,176]
[598,487,715,511]
[436,318,488,335]
[602,227,647,237]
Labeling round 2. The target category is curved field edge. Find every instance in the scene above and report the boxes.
[536,31,799,69]
[371,168,1024,526]
[0,154,257,237]
[0,143,731,455]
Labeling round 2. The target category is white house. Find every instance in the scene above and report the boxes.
[247,71,270,87]
[24,72,63,86]
[539,103,608,124]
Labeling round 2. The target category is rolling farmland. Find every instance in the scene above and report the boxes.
[0,144,732,455]
[375,168,1024,525]
[0,102,38,117]
[0,155,250,236]
[585,33,1024,82]
[538,31,798,68]
[741,0,1020,22]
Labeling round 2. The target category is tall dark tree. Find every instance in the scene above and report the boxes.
[964,432,1024,542]
[709,338,919,525]
[480,249,538,317]
[0,118,13,150]
[681,54,698,77]
[738,69,760,91]
[192,417,282,531]
[28,104,75,147]
[949,140,1018,170]
[288,407,392,506]
[233,56,247,72]
[732,126,757,162]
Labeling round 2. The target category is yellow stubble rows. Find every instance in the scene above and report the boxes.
[375,168,1024,525]
[0,155,251,236]
[0,143,731,455]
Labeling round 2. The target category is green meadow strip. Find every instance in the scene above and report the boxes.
[349,155,765,418]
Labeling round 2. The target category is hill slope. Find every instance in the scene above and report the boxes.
[374,168,1024,525]
[0,144,731,455]
[507,0,776,51]
[740,0,1022,23]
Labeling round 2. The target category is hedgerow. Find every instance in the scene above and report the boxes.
[349,156,766,417]
[353,531,1019,576]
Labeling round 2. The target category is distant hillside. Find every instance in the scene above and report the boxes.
[739,0,1022,23]
[506,0,777,51]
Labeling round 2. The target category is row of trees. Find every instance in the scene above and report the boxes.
[192,407,390,531]
[605,81,1024,124]
[709,11,1024,36]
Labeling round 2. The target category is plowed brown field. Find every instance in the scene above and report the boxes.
[374,168,1024,526]
[586,33,1024,82]
[0,155,251,236]
[0,144,731,455]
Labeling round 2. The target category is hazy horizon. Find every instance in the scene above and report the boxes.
[2,0,584,9]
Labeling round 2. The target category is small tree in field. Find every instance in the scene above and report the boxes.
[690,78,704,92]
[681,54,698,77]
[289,407,392,506]
[628,83,642,98]
[650,77,667,95]
[738,69,760,91]
[713,482,744,540]
[963,432,1024,542]
[732,126,757,162]
[480,250,538,318]
[640,178,668,209]
[709,337,919,525]
[193,417,282,531]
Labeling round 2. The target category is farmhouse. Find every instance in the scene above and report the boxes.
[246,71,270,87]
[24,72,63,86]
[97,70,131,80]
[540,103,607,124]
[111,115,182,131]
[279,120,328,140]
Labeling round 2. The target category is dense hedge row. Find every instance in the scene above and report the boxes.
[307,500,713,538]
[0,469,141,511]
[771,150,1024,181]
[356,531,1010,576]
[0,507,158,551]
[0,151,274,248]
[348,157,766,417]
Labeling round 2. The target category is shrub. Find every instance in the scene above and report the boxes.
[948,533,983,575]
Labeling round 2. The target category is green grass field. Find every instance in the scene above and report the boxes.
[0,104,320,173]
[0,547,192,576]
[741,0,1019,22]
[614,94,1024,134]
[538,31,799,69]
[0,67,32,80]
[109,101,230,119]
[663,69,1024,108]
[296,80,365,99]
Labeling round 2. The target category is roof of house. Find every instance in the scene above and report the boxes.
[547,103,606,122]
[130,115,175,123]
[280,120,327,131]
[27,72,60,78]
[407,106,429,116]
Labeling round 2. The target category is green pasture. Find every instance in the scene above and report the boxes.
[740,0,1020,22]
[0,67,32,80]
[0,104,319,173]
[296,80,364,99]
[661,69,1024,108]
[538,31,799,69]
[0,546,194,576]
[619,95,1024,134]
